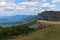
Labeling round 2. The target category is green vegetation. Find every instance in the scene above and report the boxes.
[9,24,60,40]
[0,17,36,40]
[29,24,37,28]
[0,25,35,40]
[0,16,60,40]
[19,17,37,27]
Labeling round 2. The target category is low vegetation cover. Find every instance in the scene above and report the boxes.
[0,18,60,40]
[0,16,60,40]
[9,24,60,40]
[0,17,36,40]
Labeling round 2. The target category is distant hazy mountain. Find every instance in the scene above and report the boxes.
[0,15,34,27]
[38,11,60,21]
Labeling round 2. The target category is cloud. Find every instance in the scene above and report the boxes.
[0,1,24,16]
[42,0,47,2]
[42,3,50,7]
[0,0,59,16]
[18,1,41,12]
[0,0,15,2]
[28,0,47,2]
[18,1,58,14]
[19,1,39,5]
[52,0,60,3]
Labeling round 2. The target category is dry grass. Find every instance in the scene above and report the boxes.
[8,24,60,40]
[37,20,60,25]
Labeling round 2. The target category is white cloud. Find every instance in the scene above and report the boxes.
[18,1,57,14]
[52,0,60,3]
[49,4,56,7]
[0,0,15,2]
[42,3,50,7]
[29,0,47,2]
[0,0,59,16]
[0,1,25,16]
[42,0,47,2]
[18,1,41,12]
[19,1,39,5]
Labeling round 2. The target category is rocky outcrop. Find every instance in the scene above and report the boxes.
[36,21,55,29]
[36,11,60,29]
[38,11,60,21]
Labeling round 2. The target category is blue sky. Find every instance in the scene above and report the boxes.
[0,0,60,16]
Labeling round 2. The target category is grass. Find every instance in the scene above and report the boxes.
[8,24,60,40]
[37,20,60,24]
[29,24,37,28]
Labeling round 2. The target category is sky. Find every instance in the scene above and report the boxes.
[0,0,60,16]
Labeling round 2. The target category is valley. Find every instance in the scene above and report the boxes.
[0,11,60,40]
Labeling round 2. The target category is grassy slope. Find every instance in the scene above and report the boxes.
[37,20,60,24]
[9,24,60,40]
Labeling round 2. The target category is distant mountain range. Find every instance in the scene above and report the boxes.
[0,15,35,27]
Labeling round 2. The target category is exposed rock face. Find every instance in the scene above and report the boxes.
[38,11,60,21]
[36,21,54,29]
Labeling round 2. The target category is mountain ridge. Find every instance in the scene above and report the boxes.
[38,11,60,21]
[0,15,35,27]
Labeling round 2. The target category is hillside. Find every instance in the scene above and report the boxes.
[0,16,37,40]
[8,24,60,40]
[38,11,60,21]
[1,11,60,40]
[7,11,60,40]
[36,20,60,29]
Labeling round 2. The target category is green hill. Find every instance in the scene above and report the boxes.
[9,24,60,40]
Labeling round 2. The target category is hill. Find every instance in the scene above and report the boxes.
[7,11,60,40]
[38,11,60,21]
[8,24,60,40]
[1,11,60,40]
[0,16,37,40]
